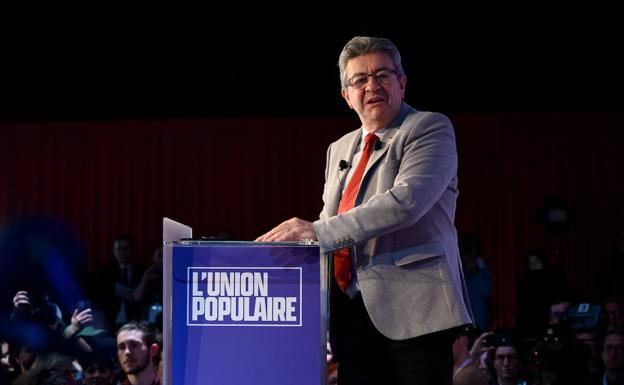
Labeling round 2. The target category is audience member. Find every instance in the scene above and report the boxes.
[78,351,116,385]
[575,330,604,376]
[605,298,624,332]
[459,233,493,331]
[516,250,569,337]
[116,322,160,385]
[10,291,93,355]
[548,300,572,327]
[92,236,145,329]
[1,338,15,385]
[132,246,163,323]
[528,322,594,385]
[29,352,75,379]
[452,326,489,385]
[10,343,37,375]
[593,332,624,385]
[72,308,116,360]
[492,342,527,385]
[12,367,72,385]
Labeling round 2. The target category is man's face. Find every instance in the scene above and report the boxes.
[602,334,624,371]
[113,240,132,265]
[493,346,520,380]
[84,363,114,385]
[549,302,570,325]
[117,330,152,375]
[341,52,406,133]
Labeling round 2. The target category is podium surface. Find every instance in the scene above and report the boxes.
[163,220,327,385]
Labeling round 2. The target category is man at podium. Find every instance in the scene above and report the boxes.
[257,36,472,385]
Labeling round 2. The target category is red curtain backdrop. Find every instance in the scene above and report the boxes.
[1,112,622,327]
[453,112,624,327]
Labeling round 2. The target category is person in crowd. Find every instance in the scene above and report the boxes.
[116,322,160,385]
[452,326,489,385]
[515,250,569,337]
[575,330,604,376]
[1,339,16,383]
[9,343,37,376]
[592,332,624,385]
[132,246,163,323]
[78,351,116,385]
[548,299,572,327]
[605,298,624,332]
[492,342,527,385]
[12,367,73,385]
[29,352,77,384]
[92,236,144,329]
[11,291,93,355]
[458,233,493,331]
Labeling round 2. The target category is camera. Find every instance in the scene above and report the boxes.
[76,300,91,312]
[521,303,604,385]
[562,303,603,331]
[13,292,59,326]
[484,332,513,347]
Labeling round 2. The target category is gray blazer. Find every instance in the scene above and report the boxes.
[314,102,472,340]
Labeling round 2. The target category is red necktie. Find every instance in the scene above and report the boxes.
[334,133,379,292]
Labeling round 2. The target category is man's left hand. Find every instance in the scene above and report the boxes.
[256,217,317,242]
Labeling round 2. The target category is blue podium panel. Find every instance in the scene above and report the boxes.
[168,242,326,385]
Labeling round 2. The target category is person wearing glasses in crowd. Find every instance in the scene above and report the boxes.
[257,36,472,385]
[593,332,624,385]
[492,343,526,385]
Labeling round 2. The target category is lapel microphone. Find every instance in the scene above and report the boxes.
[339,140,382,171]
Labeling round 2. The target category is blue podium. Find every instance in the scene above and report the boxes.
[163,218,328,385]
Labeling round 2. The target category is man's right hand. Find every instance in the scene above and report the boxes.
[255,217,317,242]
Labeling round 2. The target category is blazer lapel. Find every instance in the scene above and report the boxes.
[362,103,413,181]
[327,131,361,215]
[363,129,393,175]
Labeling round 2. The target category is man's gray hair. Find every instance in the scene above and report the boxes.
[338,36,405,89]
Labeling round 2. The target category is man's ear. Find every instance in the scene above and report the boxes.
[150,343,159,357]
[341,88,353,109]
[399,75,407,98]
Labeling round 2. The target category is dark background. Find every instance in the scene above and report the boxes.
[1,5,623,121]
[1,6,623,328]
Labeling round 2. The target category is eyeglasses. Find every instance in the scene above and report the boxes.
[346,68,399,89]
